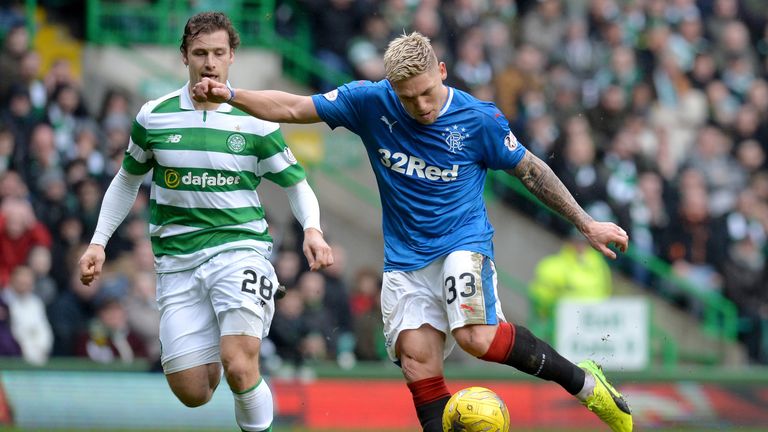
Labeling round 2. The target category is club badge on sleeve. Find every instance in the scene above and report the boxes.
[504,131,518,152]
[323,89,338,101]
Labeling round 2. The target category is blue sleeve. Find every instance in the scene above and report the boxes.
[479,107,526,170]
[311,81,374,135]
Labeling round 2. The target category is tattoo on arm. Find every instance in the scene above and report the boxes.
[510,151,593,230]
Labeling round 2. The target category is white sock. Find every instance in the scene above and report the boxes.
[576,371,596,401]
[233,378,274,431]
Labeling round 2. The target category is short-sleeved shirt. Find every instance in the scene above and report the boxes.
[312,80,526,271]
[124,83,306,273]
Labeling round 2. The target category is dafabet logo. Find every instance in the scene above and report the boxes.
[165,169,181,188]
[164,169,241,189]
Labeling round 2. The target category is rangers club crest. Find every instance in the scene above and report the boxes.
[504,131,518,151]
[442,125,469,153]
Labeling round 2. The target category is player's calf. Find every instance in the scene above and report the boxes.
[397,327,450,432]
[477,322,585,395]
[221,334,273,432]
[408,376,451,432]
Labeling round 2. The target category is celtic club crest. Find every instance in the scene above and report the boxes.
[226,133,246,153]
[442,125,470,153]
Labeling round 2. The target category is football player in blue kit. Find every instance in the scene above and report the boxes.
[193,32,633,432]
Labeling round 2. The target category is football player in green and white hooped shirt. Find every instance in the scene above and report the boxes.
[78,12,333,432]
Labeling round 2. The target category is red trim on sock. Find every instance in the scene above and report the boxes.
[407,376,451,407]
[480,322,516,363]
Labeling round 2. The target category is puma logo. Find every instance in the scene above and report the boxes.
[380,115,398,133]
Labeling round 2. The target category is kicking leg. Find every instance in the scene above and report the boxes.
[454,322,632,432]
[456,322,585,393]
[442,252,632,431]
[397,325,451,432]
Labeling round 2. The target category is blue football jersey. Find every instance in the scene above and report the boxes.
[312,80,526,271]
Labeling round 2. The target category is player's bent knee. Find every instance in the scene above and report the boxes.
[166,363,221,407]
[453,325,496,357]
[396,327,445,381]
[175,389,213,408]
[221,353,259,381]
[168,378,215,407]
[221,334,262,391]
[400,354,438,382]
[398,348,444,382]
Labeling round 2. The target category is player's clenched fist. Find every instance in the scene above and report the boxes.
[79,244,106,286]
[192,77,230,103]
[303,228,334,271]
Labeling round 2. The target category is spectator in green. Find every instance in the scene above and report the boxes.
[529,232,613,321]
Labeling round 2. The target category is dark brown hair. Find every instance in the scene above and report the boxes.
[180,12,240,54]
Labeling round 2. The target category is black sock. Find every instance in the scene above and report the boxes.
[505,325,585,395]
[415,396,450,432]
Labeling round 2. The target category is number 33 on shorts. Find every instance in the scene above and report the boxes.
[443,251,504,326]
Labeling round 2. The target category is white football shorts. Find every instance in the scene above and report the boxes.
[157,248,279,374]
[381,250,506,362]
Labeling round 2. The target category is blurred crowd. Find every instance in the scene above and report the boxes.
[286,0,768,364]
[0,4,188,368]
[263,226,387,378]
[1,0,767,370]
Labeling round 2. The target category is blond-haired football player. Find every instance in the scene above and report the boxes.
[193,32,632,432]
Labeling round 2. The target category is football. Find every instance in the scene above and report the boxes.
[442,386,510,432]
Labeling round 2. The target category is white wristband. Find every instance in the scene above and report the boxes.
[226,87,235,103]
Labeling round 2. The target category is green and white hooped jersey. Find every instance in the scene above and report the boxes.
[123,83,306,273]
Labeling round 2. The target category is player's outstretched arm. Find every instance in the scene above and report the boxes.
[78,168,145,285]
[192,77,321,124]
[284,180,334,270]
[508,151,629,259]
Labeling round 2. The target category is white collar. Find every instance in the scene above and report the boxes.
[438,87,454,117]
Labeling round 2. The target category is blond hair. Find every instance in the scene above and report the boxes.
[383,32,437,82]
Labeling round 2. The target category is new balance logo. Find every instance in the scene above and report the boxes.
[380,116,398,133]
[166,134,182,143]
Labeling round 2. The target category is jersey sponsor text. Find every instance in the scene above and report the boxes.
[165,169,242,188]
[378,148,459,181]
[182,171,241,188]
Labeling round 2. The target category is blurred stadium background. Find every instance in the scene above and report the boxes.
[0,0,767,430]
